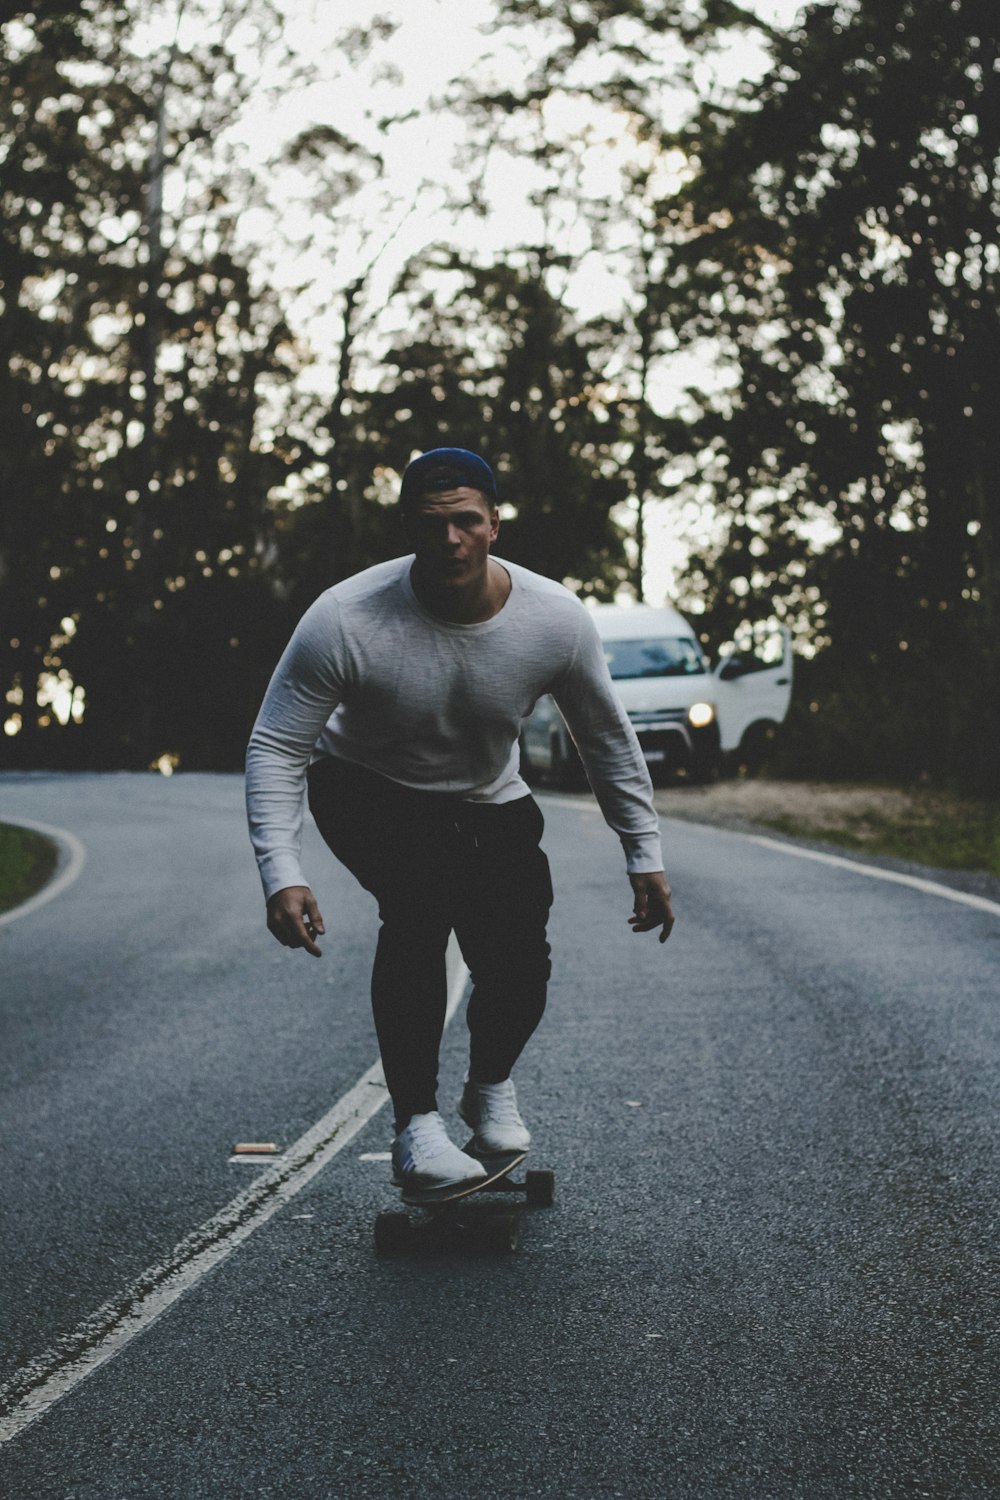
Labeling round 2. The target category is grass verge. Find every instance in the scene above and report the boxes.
[0,822,59,915]
[756,790,1000,877]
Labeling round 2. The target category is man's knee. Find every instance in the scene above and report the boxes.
[377,909,451,960]
[465,937,552,992]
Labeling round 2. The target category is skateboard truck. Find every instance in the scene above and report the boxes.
[375,1148,556,1256]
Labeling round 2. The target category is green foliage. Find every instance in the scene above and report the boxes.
[365,252,632,598]
[4,0,996,793]
[660,0,1000,790]
[466,0,999,792]
[274,250,634,609]
[0,1,305,769]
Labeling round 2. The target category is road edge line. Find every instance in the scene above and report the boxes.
[0,942,470,1445]
[672,818,1000,918]
[541,791,1000,917]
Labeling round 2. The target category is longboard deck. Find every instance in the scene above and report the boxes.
[399,1149,527,1208]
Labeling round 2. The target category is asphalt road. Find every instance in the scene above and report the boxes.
[1,771,998,1499]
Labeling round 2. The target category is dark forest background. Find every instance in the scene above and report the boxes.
[2,0,997,792]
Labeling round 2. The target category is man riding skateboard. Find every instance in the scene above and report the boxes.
[245,448,675,1199]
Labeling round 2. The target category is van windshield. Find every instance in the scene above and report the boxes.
[603,637,708,679]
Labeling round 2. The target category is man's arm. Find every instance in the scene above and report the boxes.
[550,611,676,942]
[245,594,346,932]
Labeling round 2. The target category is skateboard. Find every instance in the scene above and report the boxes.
[374,1146,556,1255]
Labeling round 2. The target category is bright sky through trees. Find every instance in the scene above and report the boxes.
[170,0,802,600]
[6,0,997,788]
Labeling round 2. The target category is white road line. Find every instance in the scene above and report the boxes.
[7,796,990,1442]
[0,942,470,1445]
[0,816,86,928]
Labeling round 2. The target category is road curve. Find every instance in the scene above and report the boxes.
[1,772,997,1498]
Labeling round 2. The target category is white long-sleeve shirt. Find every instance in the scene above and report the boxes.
[245,556,663,899]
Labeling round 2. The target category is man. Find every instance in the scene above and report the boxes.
[246,448,674,1199]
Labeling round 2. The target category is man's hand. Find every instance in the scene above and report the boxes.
[628,871,675,944]
[266,885,326,958]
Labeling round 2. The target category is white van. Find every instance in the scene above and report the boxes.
[520,604,793,785]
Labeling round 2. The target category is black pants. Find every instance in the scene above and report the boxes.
[307,756,554,1132]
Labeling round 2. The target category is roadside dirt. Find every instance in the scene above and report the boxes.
[650,778,923,832]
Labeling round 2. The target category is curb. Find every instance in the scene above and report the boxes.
[0,816,87,928]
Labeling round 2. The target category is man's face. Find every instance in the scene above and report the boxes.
[406,487,499,589]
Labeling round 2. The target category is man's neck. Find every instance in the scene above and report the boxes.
[410,558,511,624]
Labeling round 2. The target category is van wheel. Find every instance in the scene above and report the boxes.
[519,733,539,785]
[737,722,777,776]
[689,753,719,786]
[550,730,583,789]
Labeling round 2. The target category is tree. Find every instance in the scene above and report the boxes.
[470,0,1000,788]
[434,0,785,604]
[0,2,146,763]
[0,0,308,769]
[660,0,1000,787]
[342,249,634,600]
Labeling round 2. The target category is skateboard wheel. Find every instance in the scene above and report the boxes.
[374,1212,413,1255]
[525,1169,556,1207]
[483,1213,521,1254]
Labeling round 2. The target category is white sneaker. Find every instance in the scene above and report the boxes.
[391,1112,487,1192]
[458,1077,531,1155]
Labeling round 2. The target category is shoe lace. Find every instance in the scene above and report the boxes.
[407,1113,449,1154]
[479,1081,521,1126]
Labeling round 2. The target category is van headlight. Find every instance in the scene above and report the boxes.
[687,701,715,728]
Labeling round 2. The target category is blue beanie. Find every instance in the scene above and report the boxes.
[399,448,498,508]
